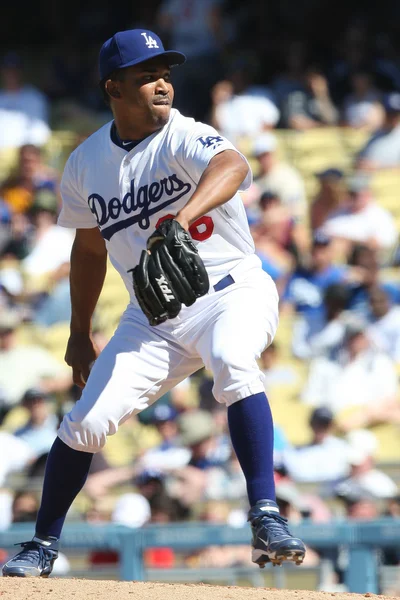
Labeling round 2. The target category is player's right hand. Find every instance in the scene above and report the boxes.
[64,332,99,389]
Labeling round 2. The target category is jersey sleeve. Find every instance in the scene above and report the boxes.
[177,123,252,191]
[57,152,98,229]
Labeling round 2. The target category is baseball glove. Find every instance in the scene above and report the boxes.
[131,219,209,326]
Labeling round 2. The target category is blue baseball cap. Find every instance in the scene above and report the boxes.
[99,29,186,81]
[312,230,331,246]
[315,168,344,180]
[383,92,400,113]
[150,403,178,423]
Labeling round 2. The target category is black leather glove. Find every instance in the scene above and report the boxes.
[130,219,210,326]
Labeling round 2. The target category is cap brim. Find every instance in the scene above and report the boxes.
[101,50,186,80]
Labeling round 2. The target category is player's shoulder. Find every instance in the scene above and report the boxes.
[168,109,218,140]
[65,121,113,171]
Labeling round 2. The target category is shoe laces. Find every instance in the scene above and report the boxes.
[14,541,49,566]
[257,513,291,536]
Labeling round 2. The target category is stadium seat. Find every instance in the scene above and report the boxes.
[339,127,370,157]
[283,128,350,176]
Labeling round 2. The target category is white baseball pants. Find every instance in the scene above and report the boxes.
[58,256,279,452]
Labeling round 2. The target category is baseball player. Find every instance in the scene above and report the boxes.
[3,29,305,578]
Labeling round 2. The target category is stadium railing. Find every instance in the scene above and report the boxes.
[1,518,399,593]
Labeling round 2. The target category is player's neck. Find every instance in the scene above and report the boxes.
[113,113,164,142]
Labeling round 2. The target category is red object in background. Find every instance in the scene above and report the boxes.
[144,547,175,568]
[88,550,119,565]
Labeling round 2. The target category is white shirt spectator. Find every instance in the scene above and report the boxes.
[111,493,151,527]
[254,162,306,220]
[343,91,382,129]
[21,225,74,277]
[0,432,34,486]
[0,345,70,407]
[0,86,51,148]
[215,94,280,143]
[283,436,351,483]
[302,349,398,414]
[292,315,347,360]
[322,201,397,249]
[357,124,400,168]
[367,305,400,362]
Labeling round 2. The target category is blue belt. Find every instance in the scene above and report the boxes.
[213,274,235,292]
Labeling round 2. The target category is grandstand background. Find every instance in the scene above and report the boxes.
[0,0,400,595]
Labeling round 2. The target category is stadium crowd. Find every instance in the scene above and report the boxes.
[0,0,400,592]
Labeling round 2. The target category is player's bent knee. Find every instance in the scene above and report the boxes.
[210,348,265,406]
[58,413,111,453]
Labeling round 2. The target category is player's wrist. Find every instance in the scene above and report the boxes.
[174,213,190,231]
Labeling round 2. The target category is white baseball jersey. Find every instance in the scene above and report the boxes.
[58,108,255,304]
[56,108,280,452]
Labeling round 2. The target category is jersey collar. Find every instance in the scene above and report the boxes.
[110,121,143,152]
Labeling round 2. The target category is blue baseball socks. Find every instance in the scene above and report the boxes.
[35,436,94,540]
[227,392,275,506]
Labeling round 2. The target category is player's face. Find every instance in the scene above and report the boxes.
[116,58,174,129]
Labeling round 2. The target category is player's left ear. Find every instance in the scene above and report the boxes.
[106,80,122,100]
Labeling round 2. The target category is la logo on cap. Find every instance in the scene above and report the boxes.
[141,32,159,49]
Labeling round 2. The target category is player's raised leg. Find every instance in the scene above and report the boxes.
[194,267,306,567]
[2,312,200,577]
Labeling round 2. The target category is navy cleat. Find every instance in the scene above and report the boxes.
[2,536,59,577]
[248,499,306,568]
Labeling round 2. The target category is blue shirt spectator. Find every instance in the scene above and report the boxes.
[282,232,347,319]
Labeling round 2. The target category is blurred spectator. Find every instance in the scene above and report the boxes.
[302,317,399,430]
[0,53,51,149]
[13,188,74,325]
[0,308,71,411]
[250,191,305,284]
[14,388,58,456]
[275,480,312,519]
[177,409,224,470]
[185,499,253,568]
[384,495,400,518]
[321,172,398,258]
[138,404,191,472]
[334,429,398,500]
[147,404,180,450]
[328,22,370,105]
[157,0,225,121]
[310,168,346,231]
[366,286,400,362]
[0,144,59,215]
[210,63,280,145]
[21,188,72,281]
[346,244,400,318]
[291,283,351,361]
[166,410,226,506]
[0,431,34,487]
[281,66,338,130]
[246,133,306,222]
[111,492,151,528]
[259,342,299,390]
[0,200,12,257]
[340,492,379,520]
[0,212,31,263]
[271,39,309,111]
[283,407,351,484]
[281,231,347,319]
[341,70,384,132]
[11,489,39,523]
[356,92,400,169]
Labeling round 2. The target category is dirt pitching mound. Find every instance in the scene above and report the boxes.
[0,578,394,600]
